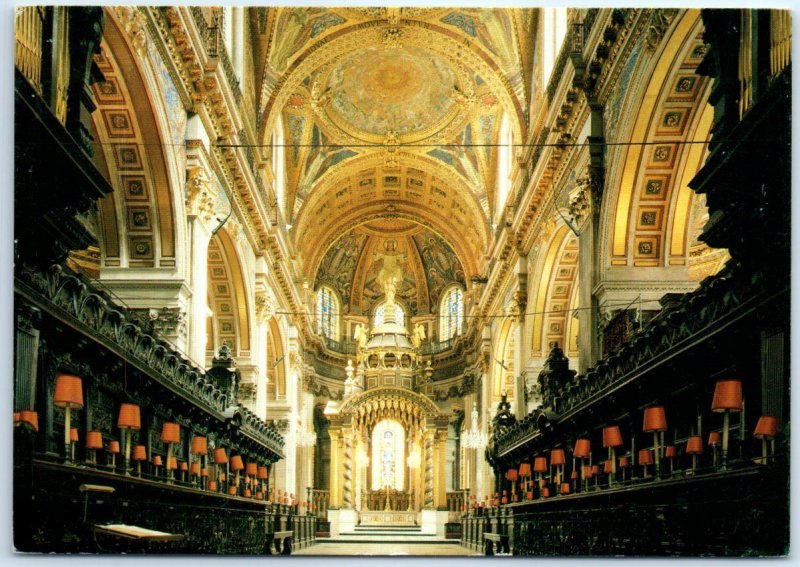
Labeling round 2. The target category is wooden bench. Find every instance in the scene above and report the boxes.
[483,532,510,555]
[93,524,184,552]
[269,530,293,555]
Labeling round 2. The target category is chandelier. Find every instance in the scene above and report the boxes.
[461,402,488,449]
[291,411,317,447]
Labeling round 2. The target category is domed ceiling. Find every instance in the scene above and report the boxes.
[254,7,537,284]
[314,220,466,317]
[325,46,459,139]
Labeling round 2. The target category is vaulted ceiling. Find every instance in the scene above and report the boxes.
[251,7,538,289]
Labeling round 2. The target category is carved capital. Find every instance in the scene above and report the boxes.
[255,292,277,324]
[186,167,216,226]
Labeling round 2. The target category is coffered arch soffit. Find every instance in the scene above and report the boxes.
[296,155,489,283]
[603,13,713,269]
[91,16,181,270]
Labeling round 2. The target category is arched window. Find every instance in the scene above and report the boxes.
[440,286,464,340]
[495,113,513,226]
[316,286,339,339]
[374,301,405,329]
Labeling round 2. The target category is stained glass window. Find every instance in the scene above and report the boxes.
[316,286,338,339]
[440,286,464,340]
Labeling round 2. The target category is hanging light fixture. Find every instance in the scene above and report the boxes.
[462,402,488,449]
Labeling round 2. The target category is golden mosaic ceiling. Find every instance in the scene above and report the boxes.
[257,7,536,280]
[324,46,460,139]
[314,221,466,316]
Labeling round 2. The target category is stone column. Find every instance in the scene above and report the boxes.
[343,428,354,509]
[185,166,217,366]
[433,419,449,509]
[253,288,275,420]
[327,424,342,507]
[424,429,434,508]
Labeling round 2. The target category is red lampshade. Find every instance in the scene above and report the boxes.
[754,416,779,439]
[201,468,208,477]
[570,471,578,480]
[190,462,201,475]
[664,445,677,459]
[153,455,163,467]
[583,465,593,478]
[638,449,653,465]
[708,431,721,446]
[160,422,180,444]
[686,436,703,454]
[117,403,141,430]
[132,445,147,461]
[518,463,531,477]
[602,425,624,448]
[54,374,84,409]
[167,456,177,470]
[603,459,613,474]
[208,481,218,491]
[591,465,600,476]
[242,488,251,498]
[550,448,566,466]
[711,379,743,412]
[560,483,570,495]
[228,486,237,495]
[246,462,258,476]
[70,428,79,442]
[107,440,120,454]
[213,447,228,464]
[573,438,591,459]
[643,406,667,432]
[256,492,264,500]
[533,456,548,473]
[179,461,188,472]
[230,455,244,471]
[500,496,508,504]
[86,431,103,450]
[18,410,39,432]
[506,469,518,481]
[541,488,550,498]
[618,456,631,468]
[190,436,208,455]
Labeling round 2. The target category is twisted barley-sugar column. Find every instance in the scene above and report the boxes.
[343,433,353,508]
[424,431,434,508]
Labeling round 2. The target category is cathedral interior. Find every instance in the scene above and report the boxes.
[12,6,791,556]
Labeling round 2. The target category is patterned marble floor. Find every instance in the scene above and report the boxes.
[294,542,481,556]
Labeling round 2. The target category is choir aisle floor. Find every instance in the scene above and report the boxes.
[294,541,480,556]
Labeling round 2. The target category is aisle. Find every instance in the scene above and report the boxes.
[294,541,480,556]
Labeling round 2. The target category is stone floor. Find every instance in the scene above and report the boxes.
[294,541,480,556]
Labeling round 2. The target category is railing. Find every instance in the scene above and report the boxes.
[14,7,45,95]
[421,337,455,355]
[310,489,329,521]
[361,488,413,512]
[446,491,466,513]
[323,337,357,355]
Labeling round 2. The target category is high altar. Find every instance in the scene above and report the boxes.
[325,273,451,535]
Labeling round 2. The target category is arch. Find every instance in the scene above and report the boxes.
[266,317,287,401]
[492,316,516,404]
[604,12,712,268]
[206,229,251,358]
[529,224,571,353]
[538,231,579,358]
[91,12,181,269]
